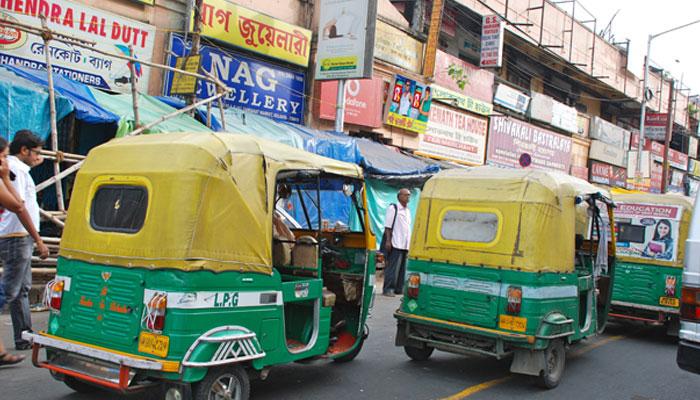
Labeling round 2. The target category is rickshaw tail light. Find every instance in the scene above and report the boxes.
[147,295,167,331]
[506,286,522,315]
[49,280,65,311]
[680,287,700,321]
[407,274,421,298]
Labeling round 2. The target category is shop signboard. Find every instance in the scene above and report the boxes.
[493,84,530,114]
[589,140,627,168]
[486,116,572,172]
[433,50,494,103]
[193,0,312,67]
[384,74,432,134]
[668,170,685,194]
[318,77,384,128]
[430,85,492,116]
[615,202,683,262]
[690,136,698,159]
[480,15,503,67]
[689,177,700,198]
[689,159,700,177]
[417,104,488,165]
[165,34,305,124]
[315,0,377,80]
[590,116,630,149]
[374,20,423,74]
[589,161,627,188]
[644,113,668,141]
[552,100,578,133]
[529,92,553,124]
[0,0,156,93]
[631,132,689,171]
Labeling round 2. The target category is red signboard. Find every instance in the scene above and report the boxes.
[433,51,494,103]
[630,133,689,170]
[589,161,627,187]
[644,113,668,141]
[487,116,572,172]
[318,78,384,128]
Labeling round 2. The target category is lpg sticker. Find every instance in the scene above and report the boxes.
[213,292,239,308]
[295,283,310,298]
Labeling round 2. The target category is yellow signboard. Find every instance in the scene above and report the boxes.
[170,55,201,95]
[192,0,312,67]
[374,20,423,74]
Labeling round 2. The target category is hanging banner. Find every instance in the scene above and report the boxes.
[384,74,432,134]
[165,34,305,124]
[479,15,503,68]
[0,0,156,93]
[493,83,530,114]
[644,113,668,141]
[417,104,488,165]
[589,161,627,188]
[374,20,423,74]
[614,202,683,262]
[486,116,572,172]
[318,77,384,128]
[192,0,312,67]
[315,0,377,80]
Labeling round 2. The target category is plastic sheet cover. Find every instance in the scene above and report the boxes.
[1,65,119,125]
[0,68,73,141]
[156,96,223,132]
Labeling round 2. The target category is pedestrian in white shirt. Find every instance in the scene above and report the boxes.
[382,188,411,296]
[0,130,49,350]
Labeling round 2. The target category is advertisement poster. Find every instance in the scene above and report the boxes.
[0,0,156,93]
[590,161,627,187]
[418,104,488,165]
[615,203,684,262]
[487,116,572,172]
[318,77,384,127]
[193,0,312,67]
[165,34,305,124]
[315,0,377,80]
[384,74,431,134]
[493,83,530,114]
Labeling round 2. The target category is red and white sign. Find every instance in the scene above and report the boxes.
[479,15,503,68]
[589,161,627,188]
[487,116,572,172]
[644,113,668,141]
[318,78,384,128]
[631,133,689,171]
[418,104,488,165]
[434,50,494,103]
[616,203,681,220]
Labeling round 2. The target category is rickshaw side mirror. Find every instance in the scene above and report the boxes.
[343,184,354,197]
[575,195,583,205]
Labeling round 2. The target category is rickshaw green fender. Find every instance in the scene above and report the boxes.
[536,312,575,343]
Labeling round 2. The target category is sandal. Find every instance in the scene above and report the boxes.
[0,352,25,366]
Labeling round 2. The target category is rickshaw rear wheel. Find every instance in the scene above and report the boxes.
[536,339,565,389]
[193,364,250,400]
[62,376,100,393]
[404,345,434,361]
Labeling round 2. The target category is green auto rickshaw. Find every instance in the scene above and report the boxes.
[394,167,616,388]
[609,191,694,334]
[24,133,376,400]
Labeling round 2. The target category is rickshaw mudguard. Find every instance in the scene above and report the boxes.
[536,312,575,342]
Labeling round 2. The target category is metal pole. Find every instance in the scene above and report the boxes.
[636,35,652,186]
[334,80,346,132]
[187,0,204,110]
[40,15,65,213]
[128,45,141,129]
[662,79,675,193]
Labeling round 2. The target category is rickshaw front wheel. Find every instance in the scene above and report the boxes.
[193,364,250,400]
[404,345,434,361]
[536,339,566,389]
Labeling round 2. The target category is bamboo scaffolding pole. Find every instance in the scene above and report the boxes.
[40,209,65,227]
[39,149,85,161]
[39,15,65,213]
[36,161,84,192]
[128,45,141,129]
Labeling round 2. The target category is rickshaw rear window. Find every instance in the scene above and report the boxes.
[90,185,148,233]
[440,210,499,243]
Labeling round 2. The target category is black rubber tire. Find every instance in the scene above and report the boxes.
[536,340,566,389]
[404,345,434,361]
[333,337,365,363]
[63,376,99,393]
[192,365,250,400]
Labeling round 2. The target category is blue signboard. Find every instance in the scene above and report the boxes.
[165,34,306,124]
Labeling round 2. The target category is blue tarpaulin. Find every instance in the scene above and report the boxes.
[1,65,119,125]
[0,68,73,141]
[156,96,223,132]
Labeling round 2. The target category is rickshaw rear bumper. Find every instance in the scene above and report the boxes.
[22,331,178,392]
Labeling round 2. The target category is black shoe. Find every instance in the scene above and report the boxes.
[15,341,31,351]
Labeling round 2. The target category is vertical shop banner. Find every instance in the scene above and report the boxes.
[384,74,431,134]
[589,161,627,187]
[615,202,683,262]
[493,84,530,114]
[417,104,488,165]
[193,0,312,67]
[315,0,377,80]
[487,116,572,172]
[644,113,668,141]
[374,21,423,74]
[0,0,156,93]
[165,35,305,124]
[318,78,384,127]
[479,15,503,67]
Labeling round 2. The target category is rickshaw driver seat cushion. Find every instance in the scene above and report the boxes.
[273,212,295,266]
[292,236,318,269]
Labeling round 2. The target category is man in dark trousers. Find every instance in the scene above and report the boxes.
[382,188,411,296]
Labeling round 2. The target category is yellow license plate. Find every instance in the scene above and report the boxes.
[138,331,169,358]
[498,314,527,332]
[659,296,680,307]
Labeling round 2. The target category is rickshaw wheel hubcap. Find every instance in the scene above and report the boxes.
[209,374,242,400]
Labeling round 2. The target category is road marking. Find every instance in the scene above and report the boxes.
[439,334,627,399]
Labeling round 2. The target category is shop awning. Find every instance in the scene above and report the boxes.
[1,65,119,125]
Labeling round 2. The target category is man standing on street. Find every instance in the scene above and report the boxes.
[1,130,49,350]
[382,188,411,297]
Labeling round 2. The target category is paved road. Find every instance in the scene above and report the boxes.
[2,294,700,400]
